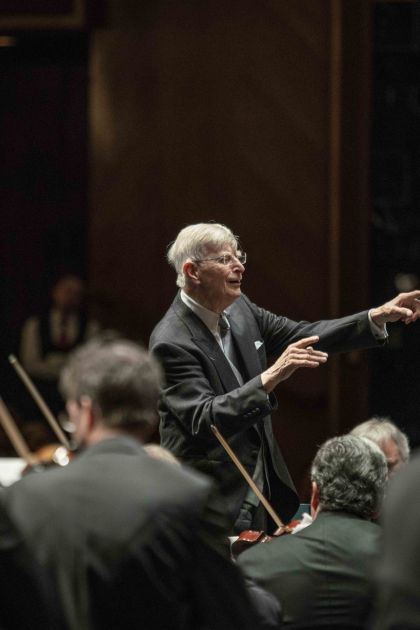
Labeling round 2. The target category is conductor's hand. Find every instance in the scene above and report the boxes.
[261,336,328,394]
[370,290,420,327]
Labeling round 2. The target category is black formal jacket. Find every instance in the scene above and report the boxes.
[370,453,420,630]
[4,436,264,630]
[150,292,380,525]
[0,499,60,629]
[238,510,381,629]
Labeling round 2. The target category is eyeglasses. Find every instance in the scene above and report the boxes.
[193,252,247,266]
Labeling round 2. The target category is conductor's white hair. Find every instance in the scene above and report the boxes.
[167,223,239,287]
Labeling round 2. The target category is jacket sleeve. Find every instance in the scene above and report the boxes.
[152,341,277,439]
[242,295,381,358]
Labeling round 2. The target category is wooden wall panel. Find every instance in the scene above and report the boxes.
[89,0,372,499]
[0,34,89,412]
[0,0,86,29]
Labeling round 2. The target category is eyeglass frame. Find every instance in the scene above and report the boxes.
[192,252,247,266]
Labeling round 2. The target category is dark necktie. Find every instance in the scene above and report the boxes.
[218,314,243,385]
[57,314,70,349]
[219,313,230,348]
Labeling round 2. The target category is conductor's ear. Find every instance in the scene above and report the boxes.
[183,260,200,284]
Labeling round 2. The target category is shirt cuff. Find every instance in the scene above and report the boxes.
[368,309,388,340]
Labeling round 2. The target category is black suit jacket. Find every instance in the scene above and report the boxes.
[150,293,380,524]
[370,452,420,630]
[4,436,264,630]
[0,499,59,629]
[238,510,381,629]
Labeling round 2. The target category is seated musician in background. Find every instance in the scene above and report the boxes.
[19,274,99,415]
[237,435,387,629]
[4,336,278,630]
[370,450,420,629]
[350,415,410,476]
[149,222,420,534]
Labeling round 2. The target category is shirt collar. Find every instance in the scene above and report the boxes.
[181,290,221,336]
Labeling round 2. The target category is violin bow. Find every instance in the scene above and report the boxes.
[0,397,38,467]
[210,424,285,530]
[8,354,71,450]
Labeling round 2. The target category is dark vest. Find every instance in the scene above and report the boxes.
[38,311,88,358]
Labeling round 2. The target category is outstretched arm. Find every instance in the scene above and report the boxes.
[370,290,420,327]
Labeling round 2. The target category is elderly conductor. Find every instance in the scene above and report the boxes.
[149,222,420,532]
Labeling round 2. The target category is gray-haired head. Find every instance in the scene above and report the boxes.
[311,435,388,519]
[60,335,162,431]
[350,416,410,474]
[167,223,239,288]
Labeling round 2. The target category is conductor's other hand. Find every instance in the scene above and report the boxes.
[261,336,328,393]
[370,290,420,327]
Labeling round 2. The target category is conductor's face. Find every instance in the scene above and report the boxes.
[189,244,246,313]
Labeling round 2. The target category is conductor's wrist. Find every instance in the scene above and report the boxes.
[261,370,277,393]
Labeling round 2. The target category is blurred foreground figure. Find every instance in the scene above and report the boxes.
[5,337,267,630]
[371,452,420,630]
[0,501,60,629]
[238,435,387,629]
[350,416,410,476]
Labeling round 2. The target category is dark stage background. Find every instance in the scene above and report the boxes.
[0,0,419,499]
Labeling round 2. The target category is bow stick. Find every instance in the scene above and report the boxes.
[0,398,38,467]
[210,424,285,529]
[8,354,71,450]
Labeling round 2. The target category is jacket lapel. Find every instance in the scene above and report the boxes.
[227,302,262,380]
[172,293,241,391]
